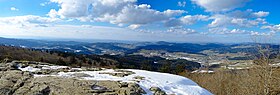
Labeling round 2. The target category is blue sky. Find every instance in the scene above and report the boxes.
[0,0,279,43]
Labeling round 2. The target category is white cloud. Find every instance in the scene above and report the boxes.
[230,18,265,27]
[208,15,231,27]
[47,9,58,18]
[180,15,209,25]
[138,4,151,9]
[0,23,136,40]
[10,7,19,11]
[253,11,270,18]
[167,27,197,35]
[228,9,269,18]
[135,27,197,35]
[163,9,186,17]
[0,21,203,42]
[40,2,51,6]
[191,0,250,12]
[207,27,275,36]
[47,9,57,18]
[208,28,247,34]
[178,1,187,7]
[229,29,247,34]
[49,0,185,27]
[209,13,267,27]
[102,5,185,25]
[165,15,209,27]
[128,24,141,30]
[250,31,275,36]
[0,15,60,25]
[261,24,280,32]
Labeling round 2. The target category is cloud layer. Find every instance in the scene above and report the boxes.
[49,0,185,27]
[0,0,278,42]
[191,0,250,12]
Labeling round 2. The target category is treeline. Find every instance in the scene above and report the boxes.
[101,55,201,74]
[0,45,201,74]
[0,46,118,68]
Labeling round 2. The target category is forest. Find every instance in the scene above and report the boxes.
[0,45,199,75]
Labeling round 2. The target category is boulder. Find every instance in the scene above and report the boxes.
[150,87,167,95]
[118,82,129,87]
[0,62,19,71]
[71,73,93,78]
[154,90,167,95]
[133,76,145,80]
[0,70,33,95]
[99,70,135,77]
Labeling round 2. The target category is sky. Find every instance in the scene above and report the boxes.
[0,0,279,43]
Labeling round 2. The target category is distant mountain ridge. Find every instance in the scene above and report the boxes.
[0,37,277,55]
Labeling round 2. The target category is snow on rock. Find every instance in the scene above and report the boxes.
[129,69,212,95]
[41,65,69,70]
[192,70,214,73]
[53,69,212,95]
[18,66,41,72]
[19,65,212,95]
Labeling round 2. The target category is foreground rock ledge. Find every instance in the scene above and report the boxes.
[0,70,146,95]
[0,60,146,95]
[0,61,213,95]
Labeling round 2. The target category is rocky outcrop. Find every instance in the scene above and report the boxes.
[150,87,167,95]
[71,73,93,78]
[0,70,33,95]
[99,69,136,77]
[133,76,145,80]
[0,61,146,95]
[0,62,19,71]
[12,77,145,95]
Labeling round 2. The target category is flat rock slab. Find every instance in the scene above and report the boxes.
[0,70,145,95]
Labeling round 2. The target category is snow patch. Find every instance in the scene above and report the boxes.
[52,69,212,95]
[18,66,41,72]
[41,65,69,70]
[192,70,214,73]
[19,65,213,95]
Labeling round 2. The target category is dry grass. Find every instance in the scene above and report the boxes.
[183,67,280,95]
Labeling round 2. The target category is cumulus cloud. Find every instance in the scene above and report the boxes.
[47,9,59,18]
[165,15,209,27]
[208,15,231,27]
[191,0,250,12]
[209,12,267,28]
[99,5,184,25]
[49,0,185,26]
[10,7,19,11]
[180,15,209,25]
[228,9,269,18]
[230,18,267,27]
[252,11,270,18]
